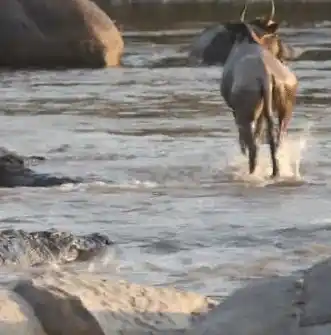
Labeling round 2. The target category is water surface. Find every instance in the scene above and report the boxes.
[1,7,331,297]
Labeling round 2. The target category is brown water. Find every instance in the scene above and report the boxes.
[1,3,331,298]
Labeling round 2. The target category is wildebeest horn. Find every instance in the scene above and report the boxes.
[269,0,275,21]
[240,1,248,22]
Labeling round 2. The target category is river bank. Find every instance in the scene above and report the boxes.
[98,1,331,31]
[2,256,331,334]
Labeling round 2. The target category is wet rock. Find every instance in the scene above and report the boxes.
[0,0,123,69]
[299,258,331,328]
[0,229,112,267]
[14,279,105,335]
[188,276,301,335]
[0,147,81,187]
[13,270,217,334]
[0,287,46,335]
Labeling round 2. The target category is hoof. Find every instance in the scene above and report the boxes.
[270,171,280,179]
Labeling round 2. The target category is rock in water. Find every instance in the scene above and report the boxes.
[0,229,112,267]
[0,0,123,69]
[0,147,81,187]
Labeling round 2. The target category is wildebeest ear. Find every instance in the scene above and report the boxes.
[266,21,279,33]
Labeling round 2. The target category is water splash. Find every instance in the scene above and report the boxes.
[225,122,313,186]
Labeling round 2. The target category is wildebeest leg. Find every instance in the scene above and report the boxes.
[265,108,279,178]
[239,132,247,155]
[240,123,258,174]
[238,122,247,156]
[234,110,247,155]
[253,114,265,144]
[264,82,279,178]
[275,83,297,149]
[251,100,265,144]
[277,107,294,148]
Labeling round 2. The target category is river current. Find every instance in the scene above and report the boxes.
[1,5,331,298]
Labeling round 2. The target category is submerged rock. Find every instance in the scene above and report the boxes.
[0,0,123,69]
[0,147,81,187]
[0,229,113,267]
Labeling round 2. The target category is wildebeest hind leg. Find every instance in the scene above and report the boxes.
[236,117,247,156]
[254,115,265,144]
[275,84,297,149]
[239,132,247,155]
[265,112,279,178]
[241,123,258,174]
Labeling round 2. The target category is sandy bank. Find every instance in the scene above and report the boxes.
[0,269,217,335]
[2,256,331,334]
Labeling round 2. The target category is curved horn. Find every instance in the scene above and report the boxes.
[240,2,247,22]
[269,0,275,21]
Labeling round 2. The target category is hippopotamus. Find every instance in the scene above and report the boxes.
[0,147,81,187]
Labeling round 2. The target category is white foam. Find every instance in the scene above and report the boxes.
[56,179,160,192]
[226,122,313,186]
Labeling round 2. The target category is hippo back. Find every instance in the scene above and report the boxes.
[188,24,234,65]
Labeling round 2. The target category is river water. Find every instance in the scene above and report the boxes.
[1,5,331,298]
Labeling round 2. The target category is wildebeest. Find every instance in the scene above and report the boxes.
[188,0,304,66]
[220,17,298,177]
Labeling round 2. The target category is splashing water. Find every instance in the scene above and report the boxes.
[226,123,313,186]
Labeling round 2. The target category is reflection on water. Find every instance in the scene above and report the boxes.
[1,3,331,297]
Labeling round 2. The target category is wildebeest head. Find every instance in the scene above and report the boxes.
[225,13,286,60]
[188,0,303,65]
